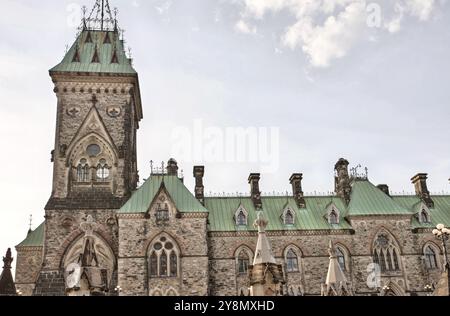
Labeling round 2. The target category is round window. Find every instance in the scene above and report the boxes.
[165,242,173,250]
[160,237,167,243]
[154,243,163,251]
[86,144,101,157]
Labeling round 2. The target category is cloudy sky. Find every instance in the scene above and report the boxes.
[0,0,449,275]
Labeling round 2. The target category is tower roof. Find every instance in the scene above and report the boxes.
[50,0,136,75]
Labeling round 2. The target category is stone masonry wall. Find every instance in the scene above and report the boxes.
[14,247,43,296]
[118,214,209,296]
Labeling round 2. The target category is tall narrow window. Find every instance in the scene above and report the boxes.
[337,248,346,271]
[373,250,379,266]
[96,159,110,182]
[284,209,294,225]
[329,210,338,225]
[386,250,393,271]
[237,211,247,226]
[156,203,169,221]
[286,249,299,272]
[392,249,400,270]
[170,252,178,277]
[150,253,158,277]
[160,251,168,277]
[379,250,387,272]
[425,246,438,270]
[77,159,89,182]
[237,251,250,275]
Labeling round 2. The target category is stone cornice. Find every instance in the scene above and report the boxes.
[208,229,354,238]
[15,246,43,252]
[347,214,412,220]
[116,212,208,220]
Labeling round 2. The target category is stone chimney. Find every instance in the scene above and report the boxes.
[334,158,351,204]
[249,173,262,209]
[290,174,306,208]
[193,166,205,205]
[377,184,390,196]
[411,173,434,208]
[167,158,179,176]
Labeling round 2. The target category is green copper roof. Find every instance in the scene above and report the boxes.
[119,175,208,214]
[16,222,44,248]
[393,195,450,229]
[348,180,411,216]
[50,30,136,75]
[205,196,352,232]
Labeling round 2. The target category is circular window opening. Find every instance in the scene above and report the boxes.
[160,237,167,243]
[154,243,163,251]
[165,242,173,250]
[86,144,101,157]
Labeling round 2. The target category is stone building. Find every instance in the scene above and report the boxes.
[14,0,450,297]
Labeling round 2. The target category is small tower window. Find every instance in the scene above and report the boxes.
[286,249,299,272]
[96,159,110,182]
[156,203,170,221]
[111,50,119,64]
[85,32,92,43]
[92,47,100,63]
[76,159,90,182]
[86,144,101,157]
[72,47,80,63]
[103,32,111,44]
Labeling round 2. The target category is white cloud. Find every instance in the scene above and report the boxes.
[233,0,444,67]
[235,20,257,34]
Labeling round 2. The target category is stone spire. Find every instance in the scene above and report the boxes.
[253,211,276,265]
[249,211,285,296]
[322,241,352,296]
[0,249,17,296]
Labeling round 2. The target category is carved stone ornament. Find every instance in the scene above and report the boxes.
[67,107,81,117]
[107,106,122,118]
[80,215,97,238]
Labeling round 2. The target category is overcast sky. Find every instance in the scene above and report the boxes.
[1,0,449,276]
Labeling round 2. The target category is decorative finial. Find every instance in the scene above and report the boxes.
[150,160,154,175]
[28,215,33,234]
[3,248,13,269]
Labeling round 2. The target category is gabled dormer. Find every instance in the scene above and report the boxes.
[234,204,248,227]
[415,202,432,224]
[325,202,341,225]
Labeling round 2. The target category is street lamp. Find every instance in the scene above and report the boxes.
[16,290,23,296]
[114,285,122,295]
[424,284,433,296]
[432,223,450,296]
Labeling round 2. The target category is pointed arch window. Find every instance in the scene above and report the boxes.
[420,210,430,224]
[284,209,295,225]
[237,250,250,275]
[77,159,90,182]
[235,206,248,227]
[424,246,438,270]
[286,249,299,272]
[92,48,100,63]
[329,210,339,225]
[96,159,110,182]
[111,50,119,64]
[103,32,111,44]
[72,47,80,63]
[148,235,179,278]
[85,32,93,43]
[336,247,346,271]
[373,232,401,272]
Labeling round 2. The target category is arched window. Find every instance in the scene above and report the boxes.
[373,232,401,272]
[336,247,346,271]
[237,250,250,275]
[237,211,247,226]
[286,249,299,272]
[156,203,170,221]
[96,159,110,182]
[77,159,90,182]
[284,209,294,225]
[420,210,430,223]
[148,235,179,278]
[329,210,339,225]
[424,246,438,270]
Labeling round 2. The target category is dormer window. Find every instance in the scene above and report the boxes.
[156,203,170,221]
[283,208,295,225]
[329,210,339,225]
[235,206,248,226]
[420,209,431,224]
